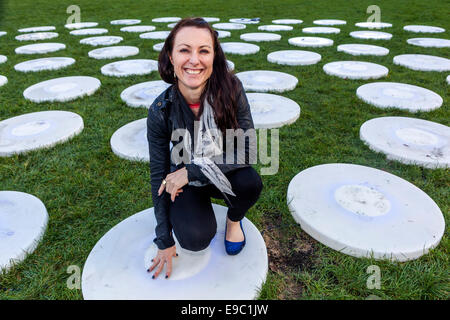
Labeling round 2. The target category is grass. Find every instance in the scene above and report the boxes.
[0,0,449,299]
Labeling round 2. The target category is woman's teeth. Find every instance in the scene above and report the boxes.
[185,69,201,74]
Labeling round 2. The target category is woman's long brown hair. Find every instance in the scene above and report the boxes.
[158,17,240,132]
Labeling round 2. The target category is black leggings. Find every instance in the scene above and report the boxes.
[169,166,263,252]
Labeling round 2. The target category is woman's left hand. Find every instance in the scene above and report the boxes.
[158,167,189,202]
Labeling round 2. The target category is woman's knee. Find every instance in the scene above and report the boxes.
[231,167,263,199]
[176,226,216,252]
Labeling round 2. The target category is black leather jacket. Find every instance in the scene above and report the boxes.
[147,80,256,250]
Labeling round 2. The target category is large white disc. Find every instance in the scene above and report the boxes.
[288,36,333,47]
[0,75,7,87]
[152,17,181,23]
[447,75,450,85]
[88,46,139,59]
[403,25,445,33]
[227,60,235,71]
[0,31,6,37]
[153,42,164,51]
[272,19,303,25]
[15,32,58,41]
[355,22,392,29]
[267,50,321,66]
[393,54,450,72]
[0,55,7,64]
[313,19,346,25]
[356,82,443,112]
[303,27,340,34]
[229,18,260,24]
[258,25,293,32]
[70,28,108,36]
[350,31,392,40]
[0,191,48,273]
[101,59,158,77]
[246,93,300,128]
[167,23,177,28]
[217,30,231,38]
[213,23,246,30]
[18,26,55,33]
[221,42,260,55]
[82,204,267,299]
[14,57,75,73]
[80,36,123,46]
[236,70,298,93]
[65,22,98,29]
[202,17,220,23]
[23,76,101,103]
[240,32,281,42]
[0,110,84,156]
[287,163,445,261]
[407,38,450,48]
[323,61,388,80]
[139,31,171,40]
[360,116,450,168]
[110,19,141,25]
[120,25,156,33]
[15,43,66,54]
[120,80,170,108]
[110,118,149,161]
[337,43,389,56]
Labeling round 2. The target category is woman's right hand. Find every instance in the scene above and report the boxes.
[147,245,178,279]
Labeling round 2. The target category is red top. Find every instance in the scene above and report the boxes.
[189,103,200,109]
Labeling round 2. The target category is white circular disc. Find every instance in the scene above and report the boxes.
[121,80,170,108]
[15,32,58,41]
[23,76,101,103]
[303,27,340,34]
[152,17,181,23]
[82,204,267,299]
[120,25,156,33]
[111,19,141,25]
[267,50,321,66]
[323,61,389,80]
[80,36,123,46]
[407,38,450,48]
[0,75,7,87]
[240,32,281,42]
[18,26,55,33]
[0,55,7,64]
[403,25,445,33]
[227,60,235,71]
[356,82,443,112]
[272,19,303,25]
[236,70,298,93]
[139,31,171,40]
[153,42,164,52]
[70,28,108,36]
[101,59,158,77]
[258,25,293,32]
[167,23,177,28]
[14,57,76,73]
[15,43,66,54]
[0,110,84,156]
[0,191,48,273]
[246,93,300,128]
[229,18,260,24]
[393,54,450,72]
[88,46,139,59]
[288,36,333,47]
[350,31,392,40]
[337,43,389,56]
[355,22,392,29]
[0,31,6,37]
[65,22,98,30]
[447,75,450,85]
[217,30,231,38]
[110,118,149,161]
[287,163,445,261]
[213,23,246,30]
[313,19,346,26]
[221,42,260,55]
[202,17,220,23]
[360,116,450,168]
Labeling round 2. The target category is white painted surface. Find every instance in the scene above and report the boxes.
[240,32,281,42]
[0,55,6,64]
[139,31,171,40]
[313,19,346,26]
[258,25,293,31]
[355,22,392,29]
[303,27,340,34]
[18,26,55,33]
[152,17,181,23]
[110,118,149,162]
[65,22,98,29]
[111,19,141,25]
[120,80,171,108]
[80,36,123,46]
[120,25,156,33]
[272,19,303,25]
[213,23,246,30]
[323,61,389,79]
[350,31,392,40]
[337,44,389,56]
[407,38,450,48]
[15,32,58,41]
[221,42,260,55]
[0,75,7,87]
[393,54,450,72]
[236,70,298,93]
[288,36,333,47]
[88,46,139,59]
[403,25,445,33]
[15,43,66,54]
[70,28,108,36]
[101,59,158,77]
[267,50,321,66]
[229,18,260,24]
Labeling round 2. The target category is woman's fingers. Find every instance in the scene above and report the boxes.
[153,257,167,279]
[158,182,165,196]
[166,258,173,279]
[148,257,160,272]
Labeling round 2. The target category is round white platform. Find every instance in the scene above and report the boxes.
[337,44,389,56]
[120,25,156,33]
[82,204,268,299]
[288,36,333,47]
[229,18,260,24]
[240,32,281,42]
[447,75,450,85]
[323,61,389,80]
[403,25,445,33]
[65,22,98,29]
[0,75,7,87]
[272,19,303,25]
[111,19,141,25]
[0,55,7,64]
[14,57,76,73]
[393,54,450,72]
[101,59,158,77]
[0,110,84,156]
[217,30,231,38]
[350,31,392,40]
[303,27,340,34]
[267,50,321,66]
[407,38,450,48]
[356,82,443,112]
[23,76,101,103]
[139,31,171,40]
[121,80,170,108]
[153,42,164,51]
[18,26,55,33]
[202,17,220,23]
[213,23,246,30]
[355,22,392,29]
[221,42,260,55]
[258,25,293,32]
[287,163,445,261]
[246,93,300,129]
[313,19,346,26]
[0,191,48,273]
[110,118,148,161]
[70,28,108,36]
[0,31,6,37]
[80,36,123,46]
[167,23,177,28]
[15,32,58,41]
[360,116,450,168]
[152,17,181,23]
[88,46,139,59]
[15,43,66,54]
[236,70,298,93]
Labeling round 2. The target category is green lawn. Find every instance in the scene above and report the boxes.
[0,0,448,299]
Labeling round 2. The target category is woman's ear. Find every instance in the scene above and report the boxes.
[169,53,173,65]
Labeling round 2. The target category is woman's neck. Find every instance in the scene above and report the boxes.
[177,82,204,105]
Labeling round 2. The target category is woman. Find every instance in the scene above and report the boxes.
[146,17,263,280]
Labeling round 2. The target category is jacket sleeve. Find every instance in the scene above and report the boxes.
[147,103,176,250]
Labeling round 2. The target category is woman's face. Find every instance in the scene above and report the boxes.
[170,26,214,93]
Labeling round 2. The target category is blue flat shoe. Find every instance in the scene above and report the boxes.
[224,219,246,255]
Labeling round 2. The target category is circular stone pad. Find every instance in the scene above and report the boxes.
[15,43,65,54]
[267,50,321,66]
[393,54,450,72]
[213,23,246,30]
[0,75,7,87]
[272,19,303,25]
[355,22,392,29]
[120,80,171,108]
[240,33,281,42]
[337,44,389,56]
[313,19,346,25]
[80,36,123,46]
[323,61,388,80]
[15,32,58,41]
[110,118,149,161]
[88,46,139,59]
[236,70,298,93]
[221,42,260,55]
[258,25,292,31]
[101,59,158,77]
[14,57,75,73]
[65,22,98,29]
[139,31,171,40]
[350,31,392,40]
[403,25,445,33]
[70,28,108,36]
[407,38,450,48]
[289,36,333,47]
[303,27,340,34]
[0,55,7,64]
[18,26,55,33]
[121,25,156,33]
[111,19,141,25]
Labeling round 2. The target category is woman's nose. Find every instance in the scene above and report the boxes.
[189,52,199,64]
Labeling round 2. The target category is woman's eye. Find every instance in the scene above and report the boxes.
[200,50,210,54]
[180,48,189,53]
